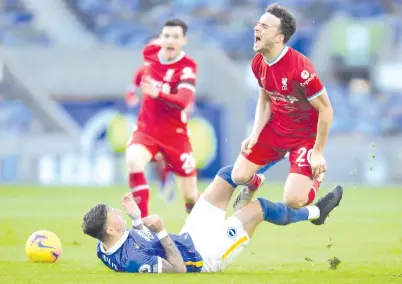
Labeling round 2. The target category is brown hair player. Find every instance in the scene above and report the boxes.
[125,19,199,217]
[231,4,334,212]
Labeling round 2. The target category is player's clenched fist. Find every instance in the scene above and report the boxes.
[310,149,327,179]
[121,193,141,220]
[241,135,258,155]
[143,215,165,233]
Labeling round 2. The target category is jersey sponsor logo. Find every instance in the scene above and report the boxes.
[301,70,310,80]
[138,264,151,273]
[282,78,288,90]
[227,227,237,238]
[287,96,298,104]
[137,229,155,241]
[267,91,299,104]
[300,73,317,88]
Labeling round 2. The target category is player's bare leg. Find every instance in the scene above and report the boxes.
[201,176,236,211]
[231,155,261,185]
[283,173,323,208]
[126,144,153,217]
[175,175,199,213]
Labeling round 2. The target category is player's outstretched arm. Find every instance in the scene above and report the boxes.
[309,91,333,152]
[309,91,333,177]
[143,215,187,273]
[251,88,272,138]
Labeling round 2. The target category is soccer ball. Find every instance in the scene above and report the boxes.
[25,230,62,263]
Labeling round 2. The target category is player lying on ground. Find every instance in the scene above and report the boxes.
[230,4,334,211]
[125,19,200,217]
[82,173,343,273]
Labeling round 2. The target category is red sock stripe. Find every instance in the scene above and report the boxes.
[246,174,261,191]
[306,179,322,205]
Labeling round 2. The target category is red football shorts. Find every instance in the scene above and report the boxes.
[128,129,196,177]
[242,123,316,178]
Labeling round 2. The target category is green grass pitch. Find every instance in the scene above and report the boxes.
[1,183,402,284]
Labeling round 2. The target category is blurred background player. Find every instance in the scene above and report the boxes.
[126,19,200,217]
[82,173,343,273]
[231,4,334,210]
[124,35,177,201]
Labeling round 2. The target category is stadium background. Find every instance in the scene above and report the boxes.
[0,1,402,283]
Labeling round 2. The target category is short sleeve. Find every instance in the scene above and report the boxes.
[295,60,325,101]
[179,60,197,87]
[125,250,163,273]
[132,65,146,87]
[251,54,263,88]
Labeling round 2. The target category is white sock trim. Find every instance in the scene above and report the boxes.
[132,185,149,192]
[306,206,320,220]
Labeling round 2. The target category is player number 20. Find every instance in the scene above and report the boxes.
[180,152,196,174]
[295,147,312,165]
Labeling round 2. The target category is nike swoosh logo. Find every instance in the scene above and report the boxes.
[297,163,310,167]
[37,240,56,249]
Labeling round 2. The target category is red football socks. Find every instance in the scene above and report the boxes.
[246,174,262,191]
[129,172,150,218]
[306,178,321,205]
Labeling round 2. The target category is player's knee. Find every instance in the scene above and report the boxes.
[126,153,147,172]
[126,146,151,172]
[283,197,305,209]
[230,168,251,185]
[217,165,237,187]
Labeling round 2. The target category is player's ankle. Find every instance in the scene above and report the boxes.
[246,174,262,191]
[305,205,320,220]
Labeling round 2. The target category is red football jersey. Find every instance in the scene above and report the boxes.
[132,65,146,87]
[251,46,326,137]
[137,44,197,135]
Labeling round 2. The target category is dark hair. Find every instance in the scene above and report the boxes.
[82,204,109,241]
[265,4,296,44]
[162,19,188,36]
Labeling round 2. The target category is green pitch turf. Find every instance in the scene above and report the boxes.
[1,183,402,284]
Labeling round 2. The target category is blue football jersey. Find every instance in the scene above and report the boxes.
[97,229,203,273]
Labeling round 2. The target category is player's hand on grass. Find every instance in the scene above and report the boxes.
[121,193,141,220]
[310,149,327,179]
[241,135,258,155]
[143,215,165,233]
[140,77,159,98]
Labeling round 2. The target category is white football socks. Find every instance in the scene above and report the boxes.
[306,206,320,220]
